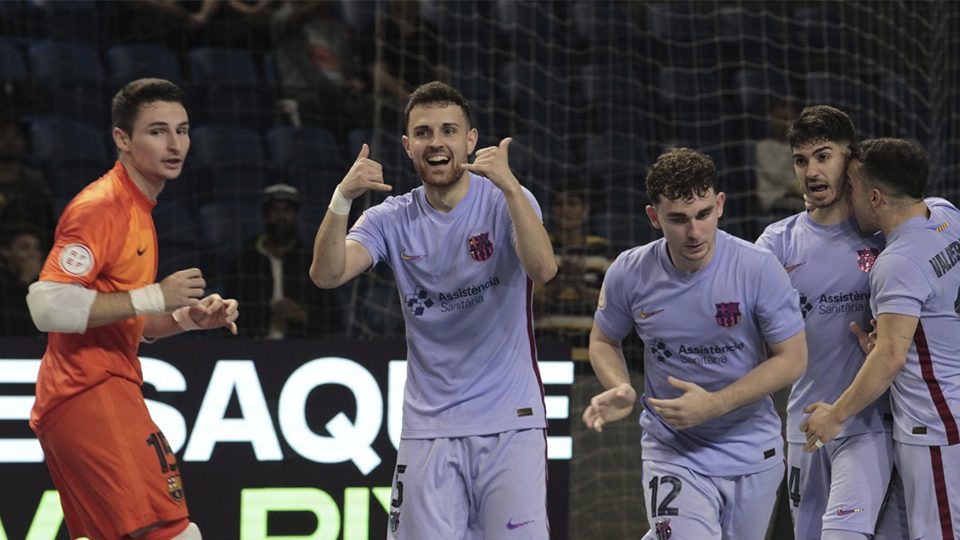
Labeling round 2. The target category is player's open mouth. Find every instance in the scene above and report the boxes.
[426,155,451,166]
[809,184,828,194]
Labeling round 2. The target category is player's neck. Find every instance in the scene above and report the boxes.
[423,173,469,214]
[119,156,164,202]
[808,197,853,227]
[881,199,930,236]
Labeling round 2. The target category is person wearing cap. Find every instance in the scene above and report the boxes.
[225,183,343,339]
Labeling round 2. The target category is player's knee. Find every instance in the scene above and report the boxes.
[171,522,201,540]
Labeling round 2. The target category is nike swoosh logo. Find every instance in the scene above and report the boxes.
[639,309,663,319]
[400,249,426,261]
[837,507,863,516]
[137,248,147,256]
[785,263,805,273]
[506,519,534,530]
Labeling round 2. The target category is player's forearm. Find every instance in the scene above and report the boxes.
[142,312,183,339]
[310,210,350,288]
[504,188,557,283]
[832,344,905,424]
[590,344,631,390]
[86,291,143,328]
[712,332,807,417]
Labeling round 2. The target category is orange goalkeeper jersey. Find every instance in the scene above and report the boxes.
[31,161,158,429]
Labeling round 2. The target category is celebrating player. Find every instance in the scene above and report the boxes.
[756,105,906,540]
[802,138,960,539]
[310,81,556,539]
[582,147,807,539]
[27,78,239,540]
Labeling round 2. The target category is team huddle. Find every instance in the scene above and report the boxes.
[25,77,959,540]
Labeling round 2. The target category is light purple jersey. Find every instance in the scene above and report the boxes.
[757,213,890,444]
[348,174,548,439]
[870,197,960,446]
[596,231,805,476]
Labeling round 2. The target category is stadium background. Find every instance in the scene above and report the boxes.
[0,1,958,539]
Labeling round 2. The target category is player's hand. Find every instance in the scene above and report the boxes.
[188,293,239,335]
[159,268,205,310]
[646,376,718,430]
[850,319,877,355]
[461,138,520,193]
[338,144,391,200]
[582,383,636,432]
[800,401,842,452]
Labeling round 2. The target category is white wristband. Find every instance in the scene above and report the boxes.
[129,284,165,315]
[172,306,201,331]
[329,186,353,216]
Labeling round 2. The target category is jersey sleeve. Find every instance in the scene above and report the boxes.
[754,227,784,263]
[593,253,635,340]
[40,198,123,287]
[871,253,929,318]
[346,201,390,268]
[753,251,804,344]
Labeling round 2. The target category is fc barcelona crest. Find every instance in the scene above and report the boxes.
[715,302,742,327]
[857,248,879,272]
[468,232,494,262]
[655,519,672,540]
[167,475,184,502]
[390,510,401,532]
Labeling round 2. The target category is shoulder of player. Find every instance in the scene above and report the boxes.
[724,232,784,268]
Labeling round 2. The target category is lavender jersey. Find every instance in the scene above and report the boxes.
[347,174,548,439]
[870,197,960,446]
[757,213,890,444]
[596,231,805,476]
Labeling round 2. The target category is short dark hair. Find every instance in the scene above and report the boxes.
[404,81,472,134]
[111,78,187,136]
[788,105,857,149]
[645,148,718,205]
[851,138,928,200]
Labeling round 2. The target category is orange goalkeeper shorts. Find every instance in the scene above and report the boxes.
[32,376,190,540]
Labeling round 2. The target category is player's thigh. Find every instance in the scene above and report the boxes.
[471,429,549,540]
[895,442,960,540]
[38,377,188,539]
[640,460,723,540]
[787,442,831,540]
[718,463,783,540]
[387,438,469,540]
[821,432,895,535]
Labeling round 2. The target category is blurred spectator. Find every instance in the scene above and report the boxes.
[363,0,448,128]
[0,223,44,336]
[271,0,371,137]
[754,98,805,216]
[225,184,343,339]
[534,181,611,348]
[0,118,54,242]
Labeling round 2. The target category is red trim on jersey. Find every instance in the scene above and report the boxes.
[525,277,547,414]
[930,446,956,540]
[916,322,960,445]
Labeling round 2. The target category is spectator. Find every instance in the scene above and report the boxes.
[0,118,54,242]
[363,0,449,129]
[535,181,611,347]
[754,98,805,216]
[0,223,44,337]
[226,183,343,339]
[271,0,371,137]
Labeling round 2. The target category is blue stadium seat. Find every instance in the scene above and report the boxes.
[728,68,799,140]
[187,47,262,85]
[655,68,724,120]
[189,125,266,170]
[881,75,933,143]
[202,83,274,131]
[805,71,881,137]
[28,41,108,125]
[46,158,111,201]
[42,1,103,49]
[645,3,717,67]
[29,117,110,167]
[496,60,571,129]
[508,130,577,181]
[0,43,28,83]
[717,7,788,65]
[584,133,651,187]
[107,44,182,89]
[266,126,344,174]
[197,202,262,275]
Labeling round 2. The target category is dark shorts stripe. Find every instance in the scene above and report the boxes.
[930,446,956,540]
